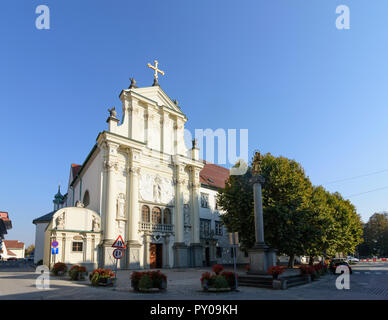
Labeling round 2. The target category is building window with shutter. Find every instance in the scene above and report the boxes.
[72,242,83,252]
[200,193,209,208]
[215,221,223,236]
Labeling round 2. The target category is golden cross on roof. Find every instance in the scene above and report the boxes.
[147,60,165,84]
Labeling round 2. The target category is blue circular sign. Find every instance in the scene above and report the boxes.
[51,241,59,248]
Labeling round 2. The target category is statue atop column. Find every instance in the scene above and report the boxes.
[252,151,262,176]
[248,150,277,274]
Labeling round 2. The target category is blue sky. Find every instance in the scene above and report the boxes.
[1,0,388,246]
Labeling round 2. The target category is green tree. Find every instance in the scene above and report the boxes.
[218,153,364,268]
[358,212,388,257]
[217,163,255,251]
[218,153,314,267]
[25,244,35,257]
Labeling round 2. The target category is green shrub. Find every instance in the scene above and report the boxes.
[91,273,100,286]
[139,274,153,290]
[213,275,229,289]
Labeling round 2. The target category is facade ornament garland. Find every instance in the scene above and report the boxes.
[104,160,119,171]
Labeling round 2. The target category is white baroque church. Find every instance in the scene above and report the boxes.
[33,64,247,270]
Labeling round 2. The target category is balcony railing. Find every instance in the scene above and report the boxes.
[139,222,173,233]
[200,229,215,239]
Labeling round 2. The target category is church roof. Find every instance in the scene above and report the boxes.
[200,162,229,190]
[32,211,56,224]
[71,164,82,178]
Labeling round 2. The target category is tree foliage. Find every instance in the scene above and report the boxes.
[218,153,364,264]
[358,212,388,257]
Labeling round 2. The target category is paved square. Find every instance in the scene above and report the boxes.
[1,262,388,300]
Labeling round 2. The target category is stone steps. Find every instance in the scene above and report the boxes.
[238,273,310,289]
[238,275,274,289]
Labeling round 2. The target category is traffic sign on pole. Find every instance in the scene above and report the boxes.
[113,248,124,259]
[51,241,59,248]
[112,235,126,249]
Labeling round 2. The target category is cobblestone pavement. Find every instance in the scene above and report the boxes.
[0,262,387,300]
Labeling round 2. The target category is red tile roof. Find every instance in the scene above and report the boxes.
[71,164,81,178]
[3,240,24,249]
[6,249,16,256]
[199,162,230,189]
[0,212,9,221]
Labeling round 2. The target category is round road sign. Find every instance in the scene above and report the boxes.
[113,248,124,259]
[51,241,59,248]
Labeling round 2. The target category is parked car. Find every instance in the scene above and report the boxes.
[330,259,352,274]
[347,256,359,263]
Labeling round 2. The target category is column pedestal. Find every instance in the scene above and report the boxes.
[100,239,116,269]
[189,243,203,267]
[173,242,188,268]
[127,240,141,269]
[248,245,277,274]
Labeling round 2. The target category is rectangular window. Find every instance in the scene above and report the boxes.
[200,219,211,238]
[215,221,223,236]
[72,242,83,252]
[216,247,223,258]
[200,193,209,208]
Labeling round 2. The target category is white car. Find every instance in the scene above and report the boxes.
[347,256,359,263]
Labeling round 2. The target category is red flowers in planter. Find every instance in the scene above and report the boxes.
[267,266,285,276]
[52,262,68,275]
[212,264,224,275]
[70,265,86,273]
[90,268,115,278]
[200,272,212,283]
[130,270,167,291]
[299,265,314,275]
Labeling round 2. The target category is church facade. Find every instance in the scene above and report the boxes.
[33,70,247,270]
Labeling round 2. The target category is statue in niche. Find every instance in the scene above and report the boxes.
[153,177,162,203]
[56,212,65,230]
[184,204,190,226]
[92,215,100,232]
[117,193,126,218]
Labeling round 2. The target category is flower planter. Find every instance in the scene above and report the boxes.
[98,278,114,286]
[311,273,320,281]
[206,287,232,293]
[138,287,164,293]
[303,274,312,283]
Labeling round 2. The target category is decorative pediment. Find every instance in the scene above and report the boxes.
[129,86,186,117]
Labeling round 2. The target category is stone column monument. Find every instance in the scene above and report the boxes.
[248,152,277,274]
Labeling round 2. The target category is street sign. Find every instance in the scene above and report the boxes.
[113,248,124,259]
[51,241,59,248]
[51,248,58,255]
[112,235,126,249]
[228,232,239,245]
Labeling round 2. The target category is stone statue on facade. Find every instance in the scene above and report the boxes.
[92,215,100,232]
[108,106,117,118]
[117,193,125,218]
[56,212,65,230]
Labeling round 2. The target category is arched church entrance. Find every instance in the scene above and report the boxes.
[150,243,163,268]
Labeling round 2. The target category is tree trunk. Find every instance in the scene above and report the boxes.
[288,254,295,268]
[309,256,314,266]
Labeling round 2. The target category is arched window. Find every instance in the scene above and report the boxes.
[152,207,162,225]
[142,205,150,223]
[83,190,90,207]
[163,208,171,225]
